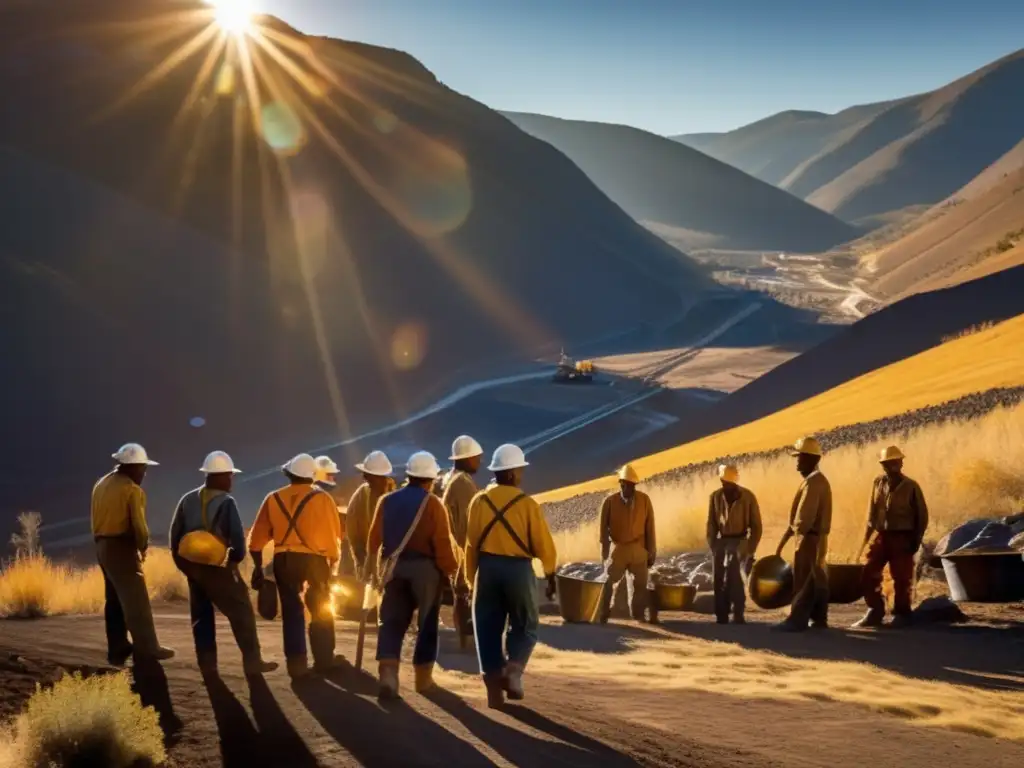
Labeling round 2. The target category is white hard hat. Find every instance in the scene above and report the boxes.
[487,443,529,473]
[315,455,340,474]
[282,453,317,480]
[449,435,483,461]
[355,450,393,477]
[200,451,241,474]
[406,451,441,480]
[112,443,158,466]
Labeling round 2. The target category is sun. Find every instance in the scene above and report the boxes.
[209,0,254,36]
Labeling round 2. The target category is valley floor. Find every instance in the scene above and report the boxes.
[1,602,1023,767]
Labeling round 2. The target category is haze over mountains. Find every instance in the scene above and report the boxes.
[0,0,707,519]
[503,112,856,252]
[674,49,1024,224]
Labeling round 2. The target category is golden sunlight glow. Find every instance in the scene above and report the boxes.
[209,0,254,35]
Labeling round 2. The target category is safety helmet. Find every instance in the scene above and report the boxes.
[282,453,317,480]
[718,464,739,484]
[617,464,640,484]
[314,455,340,485]
[200,451,241,474]
[406,451,441,480]
[878,445,905,463]
[487,443,529,473]
[789,436,822,457]
[355,450,393,477]
[449,435,484,461]
[112,443,158,466]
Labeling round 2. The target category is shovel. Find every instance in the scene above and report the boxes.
[354,580,378,672]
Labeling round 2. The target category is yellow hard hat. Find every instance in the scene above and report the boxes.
[618,464,640,484]
[878,445,905,462]
[177,530,228,567]
[718,464,739,483]
[789,436,822,457]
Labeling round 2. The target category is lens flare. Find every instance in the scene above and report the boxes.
[209,0,254,36]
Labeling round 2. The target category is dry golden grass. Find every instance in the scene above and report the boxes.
[553,401,1024,564]
[0,549,187,619]
[540,313,1024,504]
[0,671,165,767]
[524,630,1024,741]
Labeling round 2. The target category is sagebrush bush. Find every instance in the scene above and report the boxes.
[2,671,165,767]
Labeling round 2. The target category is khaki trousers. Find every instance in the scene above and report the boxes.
[787,533,829,627]
[595,541,650,621]
[96,537,161,658]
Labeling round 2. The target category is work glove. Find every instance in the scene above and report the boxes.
[545,574,557,602]
[454,581,471,598]
[250,570,264,591]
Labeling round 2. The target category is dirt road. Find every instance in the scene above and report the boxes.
[2,605,1023,767]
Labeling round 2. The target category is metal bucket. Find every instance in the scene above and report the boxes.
[748,555,794,609]
[556,574,604,623]
[654,583,697,611]
[827,563,865,604]
[256,580,278,621]
[942,553,1024,602]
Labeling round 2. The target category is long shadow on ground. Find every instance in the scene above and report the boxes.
[292,665,494,766]
[132,659,183,743]
[655,617,1024,692]
[426,689,636,767]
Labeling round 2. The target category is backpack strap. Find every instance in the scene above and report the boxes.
[274,489,321,549]
[476,493,531,556]
[377,492,432,586]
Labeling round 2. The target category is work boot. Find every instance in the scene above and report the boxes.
[716,616,729,625]
[243,658,280,676]
[286,656,311,680]
[888,613,913,629]
[809,620,829,630]
[377,660,400,700]
[503,662,525,701]
[732,615,746,625]
[851,609,884,629]
[313,654,347,674]
[483,673,505,709]
[107,643,133,667]
[137,646,176,662]
[414,663,436,694]
[773,620,805,633]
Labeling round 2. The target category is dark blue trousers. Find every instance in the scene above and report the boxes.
[472,554,538,676]
[376,557,442,666]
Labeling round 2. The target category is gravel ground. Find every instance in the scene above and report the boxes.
[542,385,1024,533]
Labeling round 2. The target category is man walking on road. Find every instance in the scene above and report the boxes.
[594,464,658,624]
[345,451,396,576]
[774,437,832,632]
[465,444,558,708]
[853,445,929,629]
[707,464,762,625]
[368,452,459,700]
[248,453,343,679]
[440,435,484,553]
[170,451,278,676]
[91,443,174,665]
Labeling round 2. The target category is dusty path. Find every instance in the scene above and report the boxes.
[2,605,1023,767]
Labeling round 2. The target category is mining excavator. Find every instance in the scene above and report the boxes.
[553,349,595,383]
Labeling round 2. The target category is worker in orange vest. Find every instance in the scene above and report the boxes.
[248,453,343,679]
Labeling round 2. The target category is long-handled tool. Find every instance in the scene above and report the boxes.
[354,579,377,671]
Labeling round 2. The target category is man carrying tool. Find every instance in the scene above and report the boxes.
[91,443,175,665]
[706,463,762,625]
[346,451,396,576]
[774,436,832,632]
[170,451,277,676]
[853,445,929,629]
[248,453,343,679]
[465,444,557,708]
[594,464,658,625]
[367,451,459,700]
[440,435,483,642]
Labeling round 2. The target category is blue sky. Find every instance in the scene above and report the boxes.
[257,0,1024,135]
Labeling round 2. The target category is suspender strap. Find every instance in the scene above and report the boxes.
[477,493,531,557]
[273,489,321,549]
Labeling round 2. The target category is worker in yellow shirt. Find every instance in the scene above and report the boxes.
[248,453,343,679]
[345,451,396,575]
[91,443,174,665]
[464,444,557,708]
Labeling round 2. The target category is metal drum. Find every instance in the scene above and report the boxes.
[942,553,1024,602]
[556,574,605,623]
[654,583,697,611]
[827,564,865,604]
[748,555,794,609]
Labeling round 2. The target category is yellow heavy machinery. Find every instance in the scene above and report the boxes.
[553,349,595,383]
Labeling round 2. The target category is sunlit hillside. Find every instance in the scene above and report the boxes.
[540,313,1024,504]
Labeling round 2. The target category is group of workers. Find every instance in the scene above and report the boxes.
[89,430,929,706]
